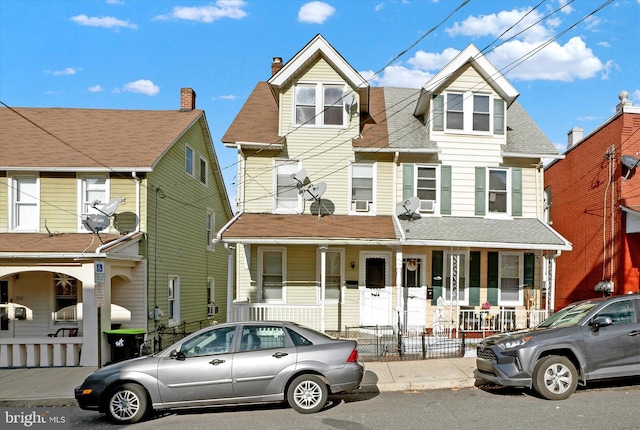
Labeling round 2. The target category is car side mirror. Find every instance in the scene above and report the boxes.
[591,315,613,331]
[170,349,187,361]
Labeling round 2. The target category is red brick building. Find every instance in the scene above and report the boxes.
[545,91,640,310]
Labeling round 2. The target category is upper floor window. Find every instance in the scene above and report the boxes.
[475,167,521,217]
[433,92,504,135]
[185,146,194,176]
[206,209,215,250]
[416,166,438,213]
[488,168,508,214]
[9,175,39,231]
[274,160,301,213]
[259,248,286,303]
[78,175,108,231]
[199,157,208,185]
[350,162,375,214]
[295,83,345,127]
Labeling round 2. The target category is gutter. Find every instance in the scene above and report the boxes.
[216,210,244,242]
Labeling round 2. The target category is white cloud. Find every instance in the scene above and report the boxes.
[70,14,137,30]
[123,79,160,96]
[88,85,103,92]
[46,67,80,76]
[156,0,247,23]
[407,47,460,71]
[217,94,237,100]
[632,90,640,103]
[298,1,335,24]
[361,65,433,89]
[374,3,384,12]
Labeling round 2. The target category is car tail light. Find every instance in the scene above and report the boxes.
[347,348,358,363]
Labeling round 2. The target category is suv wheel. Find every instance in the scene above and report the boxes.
[532,355,578,400]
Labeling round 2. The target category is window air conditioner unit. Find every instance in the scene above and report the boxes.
[420,200,435,212]
[207,304,219,317]
[354,200,369,212]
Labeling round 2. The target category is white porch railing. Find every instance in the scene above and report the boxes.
[452,308,549,333]
[230,303,323,331]
[0,337,83,367]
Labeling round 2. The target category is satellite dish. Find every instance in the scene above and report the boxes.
[342,89,358,115]
[95,198,121,216]
[291,169,308,186]
[396,196,421,220]
[622,155,639,170]
[302,182,326,201]
[82,214,110,233]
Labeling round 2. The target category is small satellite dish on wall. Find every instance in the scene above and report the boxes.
[396,196,421,220]
[95,198,121,216]
[291,169,309,187]
[302,182,327,201]
[622,154,639,181]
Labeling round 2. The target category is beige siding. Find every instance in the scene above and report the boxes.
[242,154,277,213]
[109,177,139,234]
[40,173,77,232]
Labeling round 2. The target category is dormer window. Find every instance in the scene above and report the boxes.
[295,83,345,127]
[433,92,504,135]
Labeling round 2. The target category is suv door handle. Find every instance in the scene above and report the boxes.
[272,352,288,358]
[209,359,226,365]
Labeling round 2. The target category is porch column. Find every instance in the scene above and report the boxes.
[395,249,403,330]
[319,246,326,333]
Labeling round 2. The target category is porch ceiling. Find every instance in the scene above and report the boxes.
[398,216,572,251]
[219,213,398,245]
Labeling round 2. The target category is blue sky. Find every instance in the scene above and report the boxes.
[1,0,639,200]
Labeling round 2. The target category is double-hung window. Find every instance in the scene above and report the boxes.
[295,83,345,127]
[185,146,194,176]
[260,248,285,302]
[168,276,180,326]
[473,95,490,131]
[206,209,215,250]
[322,250,343,302]
[10,175,39,231]
[446,93,464,130]
[350,163,375,213]
[199,157,208,186]
[488,168,508,214]
[416,166,437,213]
[79,175,108,231]
[434,92,503,134]
[274,160,301,213]
[499,253,522,305]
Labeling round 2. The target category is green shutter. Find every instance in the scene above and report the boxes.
[487,252,499,305]
[475,167,486,216]
[440,165,451,215]
[433,95,444,131]
[469,251,481,306]
[403,164,414,200]
[431,251,443,305]
[524,253,535,288]
[494,99,504,135]
[512,167,522,216]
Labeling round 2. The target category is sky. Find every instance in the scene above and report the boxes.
[1,0,639,204]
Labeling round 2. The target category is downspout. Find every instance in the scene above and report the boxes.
[132,171,141,232]
[225,243,235,322]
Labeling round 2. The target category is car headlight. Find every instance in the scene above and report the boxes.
[497,336,532,350]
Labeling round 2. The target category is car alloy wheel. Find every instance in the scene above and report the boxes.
[287,374,328,414]
[107,383,149,424]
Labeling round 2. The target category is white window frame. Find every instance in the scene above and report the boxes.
[294,82,346,128]
[258,247,286,303]
[317,248,344,304]
[443,251,469,306]
[206,209,215,251]
[199,156,208,186]
[273,159,302,213]
[487,168,511,217]
[207,277,218,317]
[185,145,195,177]
[77,174,109,232]
[498,253,523,306]
[444,91,494,134]
[349,162,376,215]
[8,174,40,232]
[168,275,180,327]
[414,165,439,214]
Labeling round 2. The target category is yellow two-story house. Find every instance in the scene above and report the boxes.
[219,35,571,336]
[0,88,233,367]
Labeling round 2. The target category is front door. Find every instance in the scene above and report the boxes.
[400,257,426,330]
[360,253,391,326]
[0,281,11,338]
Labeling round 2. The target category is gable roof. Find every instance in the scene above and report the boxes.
[0,106,203,171]
[268,34,370,113]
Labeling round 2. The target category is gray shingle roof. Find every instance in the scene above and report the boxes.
[396,216,571,250]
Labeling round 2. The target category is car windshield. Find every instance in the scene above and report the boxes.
[538,302,599,328]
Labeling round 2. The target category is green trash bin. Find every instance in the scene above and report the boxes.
[104,328,146,363]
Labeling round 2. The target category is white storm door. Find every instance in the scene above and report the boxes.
[401,257,426,329]
[359,253,392,326]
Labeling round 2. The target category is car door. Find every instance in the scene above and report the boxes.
[582,298,640,379]
[156,325,237,406]
[231,324,297,398]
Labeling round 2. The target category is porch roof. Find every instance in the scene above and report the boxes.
[397,217,572,251]
[0,232,143,257]
[218,213,398,245]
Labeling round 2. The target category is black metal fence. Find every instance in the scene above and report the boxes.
[345,325,465,361]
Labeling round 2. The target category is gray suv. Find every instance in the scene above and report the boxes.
[474,294,640,400]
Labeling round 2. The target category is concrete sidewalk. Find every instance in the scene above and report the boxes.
[0,357,477,406]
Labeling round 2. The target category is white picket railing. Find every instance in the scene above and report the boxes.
[452,308,548,333]
[0,337,82,367]
[229,303,323,331]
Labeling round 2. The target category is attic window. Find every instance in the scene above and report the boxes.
[295,83,345,127]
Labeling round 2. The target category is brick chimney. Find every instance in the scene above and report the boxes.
[180,88,196,111]
[567,126,583,149]
[271,57,283,76]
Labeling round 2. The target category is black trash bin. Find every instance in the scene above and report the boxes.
[104,328,146,363]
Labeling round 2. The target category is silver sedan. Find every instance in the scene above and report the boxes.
[75,321,364,424]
